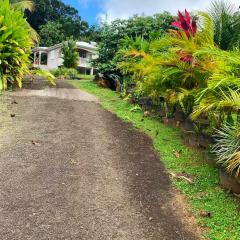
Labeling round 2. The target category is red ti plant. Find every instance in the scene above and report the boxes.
[172,9,197,39]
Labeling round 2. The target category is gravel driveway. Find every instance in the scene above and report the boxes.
[0,80,200,239]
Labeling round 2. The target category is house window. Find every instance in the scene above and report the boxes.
[79,49,87,58]
[41,53,48,65]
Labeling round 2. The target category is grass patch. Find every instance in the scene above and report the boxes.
[78,74,95,80]
[69,79,240,240]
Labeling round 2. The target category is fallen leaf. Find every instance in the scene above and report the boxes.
[170,172,195,184]
[11,100,18,104]
[199,211,212,218]
[70,159,77,165]
[31,140,41,146]
[173,149,182,158]
[143,111,150,117]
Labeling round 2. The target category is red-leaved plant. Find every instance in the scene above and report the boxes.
[171,9,198,63]
[172,9,197,39]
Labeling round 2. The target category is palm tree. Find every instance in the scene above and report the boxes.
[209,0,240,50]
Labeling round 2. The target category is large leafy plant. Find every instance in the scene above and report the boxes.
[0,0,33,90]
[62,39,79,69]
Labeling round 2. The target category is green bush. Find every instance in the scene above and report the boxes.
[51,67,79,79]
[0,0,32,90]
[212,123,240,175]
[118,10,240,130]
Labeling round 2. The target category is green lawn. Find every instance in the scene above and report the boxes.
[69,79,240,240]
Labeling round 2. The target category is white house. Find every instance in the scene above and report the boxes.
[32,41,98,75]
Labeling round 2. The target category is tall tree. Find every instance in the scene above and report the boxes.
[39,21,65,46]
[62,39,79,69]
[25,0,89,42]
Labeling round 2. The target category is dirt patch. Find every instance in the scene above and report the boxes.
[0,81,201,239]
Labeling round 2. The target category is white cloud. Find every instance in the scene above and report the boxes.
[99,0,239,21]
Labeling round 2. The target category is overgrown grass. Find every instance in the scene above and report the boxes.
[69,79,240,240]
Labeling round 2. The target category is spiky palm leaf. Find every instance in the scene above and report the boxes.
[209,0,240,50]
[212,123,240,175]
[192,88,240,120]
[10,0,34,12]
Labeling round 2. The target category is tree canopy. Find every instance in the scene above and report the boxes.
[93,12,174,77]
[26,0,89,46]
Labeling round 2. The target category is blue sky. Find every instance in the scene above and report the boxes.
[63,0,239,25]
[63,0,102,25]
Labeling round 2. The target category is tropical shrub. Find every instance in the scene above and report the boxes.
[0,0,33,90]
[62,39,79,69]
[92,13,173,79]
[10,0,39,43]
[51,67,79,79]
[118,10,216,117]
[212,123,240,175]
[192,48,240,127]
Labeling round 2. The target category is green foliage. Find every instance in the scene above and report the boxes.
[212,123,240,175]
[10,0,34,12]
[25,0,89,45]
[0,0,32,90]
[111,6,240,182]
[93,12,173,77]
[51,67,79,79]
[39,21,65,47]
[209,0,240,50]
[118,12,217,115]
[10,0,39,43]
[32,69,56,85]
[117,10,240,129]
[192,48,240,125]
[62,39,79,69]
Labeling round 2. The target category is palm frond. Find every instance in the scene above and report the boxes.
[212,123,240,175]
[10,0,34,12]
[197,12,214,46]
[209,0,239,49]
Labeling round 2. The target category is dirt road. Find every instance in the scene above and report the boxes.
[0,80,200,239]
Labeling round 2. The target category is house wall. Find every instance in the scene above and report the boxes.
[47,48,63,70]
[47,48,96,70]
[33,44,98,74]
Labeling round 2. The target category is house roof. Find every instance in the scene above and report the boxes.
[32,41,97,53]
